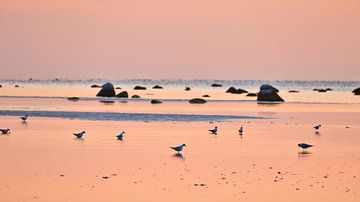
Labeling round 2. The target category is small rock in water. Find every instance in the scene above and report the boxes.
[67,97,80,101]
[116,91,129,98]
[202,95,210,97]
[96,82,116,97]
[102,176,110,179]
[152,85,163,89]
[131,95,141,99]
[211,83,222,87]
[246,93,257,97]
[189,98,207,104]
[91,84,101,88]
[134,86,147,90]
[185,86,191,91]
[288,90,300,93]
[151,99,162,104]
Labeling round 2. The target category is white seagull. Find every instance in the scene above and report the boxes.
[0,128,10,134]
[298,143,314,151]
[239,126,244,135]
[170,144,186,153]
[116,131,125,140]
[73,131,85,138]
[20,114,28,122]
[209,126,218,134]
[314,124,321,130]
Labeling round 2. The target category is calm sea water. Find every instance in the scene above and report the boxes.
[0,79,359,92]
[0,79,359,122]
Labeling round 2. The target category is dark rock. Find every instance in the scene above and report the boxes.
[131,95,141,98]
[134,86,147,90]
[189,98,207,104]
[152,85,163,89]
[325,88,333,91]
[67,97,80,101]
[91,84,101,88]
[202,95,210,97]
[115,87,122,89]
[116,91,129,98]
[257,84,284,102]
[226,87,248,94]
[352,87,360,95]
[260,84,279,92]
[151,99,162,104]
[313,89,319,91]
[246,93,257,97]
[14,85,19,88]
[211,83,222,87]
[0,85,2,88]
[288,90,300,93]
[185,86,191,91]
[318,89,327,93]
[96,82,116,97]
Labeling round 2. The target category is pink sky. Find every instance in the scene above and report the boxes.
[0,0,359,80]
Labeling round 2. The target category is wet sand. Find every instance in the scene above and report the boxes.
[1,102,360,201]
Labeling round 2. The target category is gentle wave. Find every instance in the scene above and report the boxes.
[0,110,267,122]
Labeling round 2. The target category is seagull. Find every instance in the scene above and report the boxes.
[73,131,85,138]
[116,131,125,140]
[170,144,186,153]
[298,143,313,151]
[20,114,28,122]
[0,128,10,134]
[239,126,244,135]
[209,126,218,134]
[314,124,321,130]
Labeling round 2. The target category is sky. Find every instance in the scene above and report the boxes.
[0,0,359,80]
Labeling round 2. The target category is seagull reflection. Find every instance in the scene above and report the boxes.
[172,153,185,160]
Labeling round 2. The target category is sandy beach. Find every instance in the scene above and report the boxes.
[1,90,360,201]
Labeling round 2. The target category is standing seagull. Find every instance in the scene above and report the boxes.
[170,144,186,153]
[116,131,125,141]
[0,128,10,134]
[209,126,218,134]
[20,114,28,122]
[73,131,85,138]
[298,143,313,152]
[314,124,321,130]
[239,127,244,135]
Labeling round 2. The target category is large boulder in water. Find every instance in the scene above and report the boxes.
[260,84,279,92]
[257,84,284,102]
[226,87,248,94]
[353,87,360,95]
[96,82,116,97]
[116,91,129,98]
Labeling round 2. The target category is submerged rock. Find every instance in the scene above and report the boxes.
[96,82,116,97]
[14,85,19,88]
[226,87,248,94]
[189,98,207,104]
[134,86,147,90]
[116,91,129,98]
[353,87,360,95]
[257,84,284,102]
[152,85,163,89]
[115,87,122,89]
[0,85,2,88]
[288,90,300,93]
[202,95,210,97]
[185,86,191,91]
[151,99,162,104]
